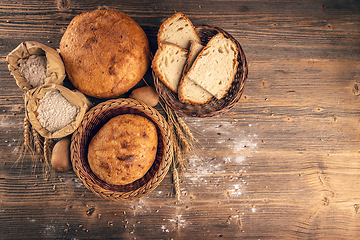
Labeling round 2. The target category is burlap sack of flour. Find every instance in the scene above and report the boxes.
[25,84,92,139]
[6,41,66,91]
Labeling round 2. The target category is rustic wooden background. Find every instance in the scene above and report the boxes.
[1,0,360,239]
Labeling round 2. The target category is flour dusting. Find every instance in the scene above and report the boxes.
[41,224,56,238]
[126,198,153,216]
[73,178,84,188]
[228,184,243,197]
[161,225,169,232]
[182,119,259,198]
[159,214,189,233]
[0,118,22,129]
[168,214,189,228]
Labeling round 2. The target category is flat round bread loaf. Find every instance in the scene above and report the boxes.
[88,114,158,185]
[60,10,150,98]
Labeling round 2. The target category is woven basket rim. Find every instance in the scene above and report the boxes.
[70,98,173,201]
[154,24,248,118]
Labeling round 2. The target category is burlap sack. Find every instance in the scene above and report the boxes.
[6,41,66,91]
[25,84,92,139]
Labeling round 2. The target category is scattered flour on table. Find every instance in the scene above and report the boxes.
[124,198,190,234]
[126,198,153,215]
[0,118,22,130]
[73,178,84,188]
[18,54,47,88]
[160,214,189,233]
[0,118,22,156]
[168,214,188,228]
[182,119,259,197]
[41,224,56,238]
[27,217,36,223]
[161,225,170,232]
[228,184,243,197]
[37,91,78,133]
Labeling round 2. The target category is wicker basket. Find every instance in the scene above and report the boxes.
[70,98,173,201]
[154,24,248,117]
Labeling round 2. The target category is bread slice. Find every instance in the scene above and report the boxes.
[183,40,204,73]
[185,33,239,99]
[152,43,188,92]
[158,12,201,49]
[179,76,214,105]
[178,41,213,105]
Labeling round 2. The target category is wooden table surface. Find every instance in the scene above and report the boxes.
[1,0,360,239]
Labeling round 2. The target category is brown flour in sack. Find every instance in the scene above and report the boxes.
[18,54,47,88]
[6,41,66,91]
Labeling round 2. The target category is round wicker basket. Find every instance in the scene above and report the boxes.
[154,24,248,117]
[70,98,173,201]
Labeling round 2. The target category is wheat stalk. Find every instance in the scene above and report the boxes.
[156,97,196,200]
[174,112,194,141]
[173,120,192,153]
[30,128,44,176]
[23,117,32,152]
[163,103,193,152]
[168,119,187,169]
[13,117,32,168]
[172,163,181,201]
[43,137,53,180]
[174,140,187,172]
[32,128,43,155]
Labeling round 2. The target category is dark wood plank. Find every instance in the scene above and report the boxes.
[1,0,360,239]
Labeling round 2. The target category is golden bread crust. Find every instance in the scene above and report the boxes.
[87,114,158,185]
[60,10,150,98]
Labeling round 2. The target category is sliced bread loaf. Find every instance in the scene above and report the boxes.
[157,12,201,49]
[183,40,205,73]
[152,43,188,93]
[178,41,213,105]
[179,76,214,105]
[185,33,239,99]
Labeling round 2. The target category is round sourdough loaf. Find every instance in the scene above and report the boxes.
[60,10,150,98]
[87,114,158,185]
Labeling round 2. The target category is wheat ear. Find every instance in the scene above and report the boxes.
[32,128,43,155]
[172,163,181,201]
[43,138,53,180]
[30,128,43,175]
[174,112,195,141]
[23,117,32,152]
[164,104,192,153]
[13,117,32,168]
[173,120,192,153]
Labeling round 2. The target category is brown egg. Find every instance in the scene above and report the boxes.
[51,138,72,171]
[130,86,159,107]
